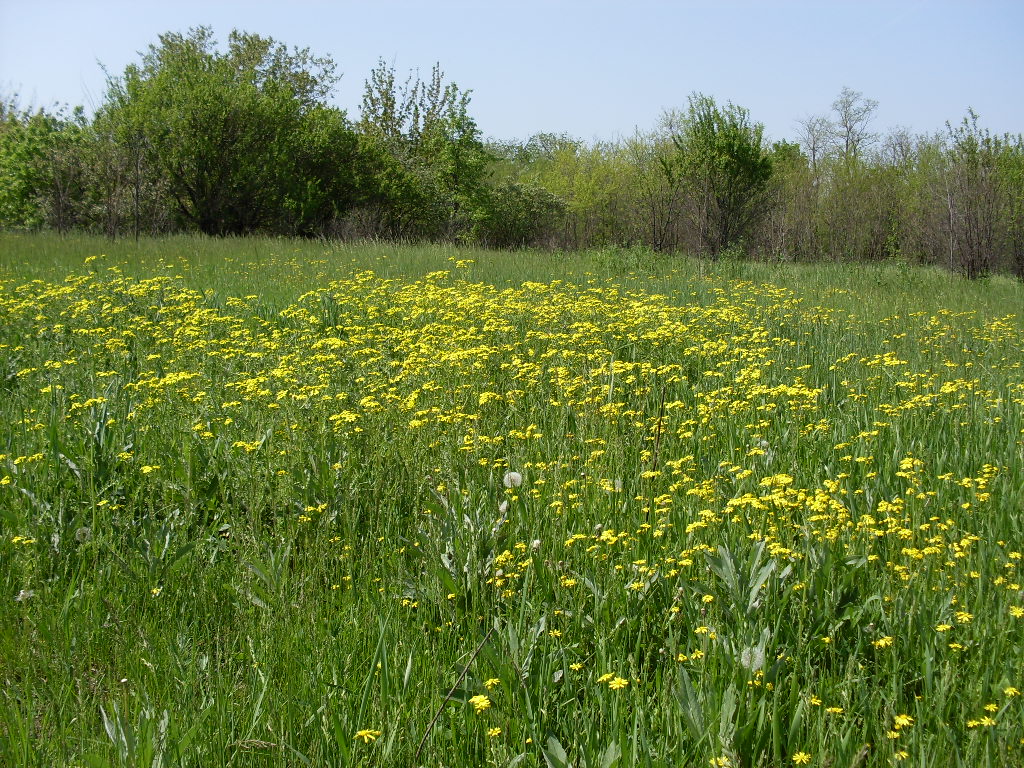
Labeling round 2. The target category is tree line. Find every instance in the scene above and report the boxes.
[2,26,1022,278]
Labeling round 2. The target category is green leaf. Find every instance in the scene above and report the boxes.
[542,735,571,768]
[599,740,621,768]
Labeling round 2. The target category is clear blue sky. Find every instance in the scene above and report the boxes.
[1,0,1021,144]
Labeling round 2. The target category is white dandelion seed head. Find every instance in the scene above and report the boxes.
[739,645,765,671]
[502,471,523,488]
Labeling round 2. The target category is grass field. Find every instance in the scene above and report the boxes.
[2,233,1023,767]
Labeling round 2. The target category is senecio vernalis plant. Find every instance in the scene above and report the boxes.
[1,248,1022,767]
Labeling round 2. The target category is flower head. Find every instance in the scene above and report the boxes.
[469,694,491,713]
[893,714,914,729]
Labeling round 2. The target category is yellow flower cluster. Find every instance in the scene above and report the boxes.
[2,258,1022,761]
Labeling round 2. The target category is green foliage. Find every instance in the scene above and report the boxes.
[469,179,565,248]
[667,93,774,255]
[101,27,359,236]
[521,139,637,248]
[0,101,76,229]
[623,128,686,252]
[995,136,1024,278]
[356,60,491,240]
[942,110,1015,278]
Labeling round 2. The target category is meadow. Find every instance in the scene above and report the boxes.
[1,233,1022,767]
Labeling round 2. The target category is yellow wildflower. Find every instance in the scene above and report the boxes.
[469,694,491,713]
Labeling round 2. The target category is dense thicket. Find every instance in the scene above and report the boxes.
[2,27,1023,277]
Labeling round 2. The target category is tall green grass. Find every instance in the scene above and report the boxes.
[1,233,1022,767]
[4,232,1021,315]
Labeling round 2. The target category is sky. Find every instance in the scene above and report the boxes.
[1,0,1022,145]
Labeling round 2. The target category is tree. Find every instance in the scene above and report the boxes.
[469,179,565,248]
[996,135,1024,278]
[102,27,359,236]
[356,60,491,240]
[666,93,774,255]
[624,127,686,252]
[0,99,64,229]
[830,87,878,159]
[755,140,816,260]
[796,114,833,176]
[943,110,1002,278]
